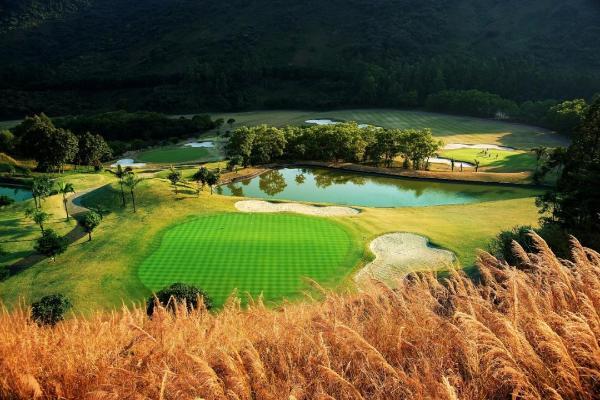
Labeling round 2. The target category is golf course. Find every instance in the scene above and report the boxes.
[0,109,565,313]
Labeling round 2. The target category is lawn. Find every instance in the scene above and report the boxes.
[132,136,226,164]
[0,169,543,314]
[210,109,569,149]
[438,148,538,173]
[139,213,362,307]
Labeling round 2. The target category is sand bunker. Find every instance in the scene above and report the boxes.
[235,200,359,217]
[444,143,514,151]
[184,141,215,148]
[355,233,455,287]
[429,157,473,168]
[110,159,147,168]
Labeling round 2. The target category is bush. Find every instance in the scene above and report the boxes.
[31,294,72,326]
[146,282,213,316]
[34,229,68,261]
[0,195,14,207]
[488,226,536,265]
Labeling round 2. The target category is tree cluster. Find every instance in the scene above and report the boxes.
[227,123,442,170]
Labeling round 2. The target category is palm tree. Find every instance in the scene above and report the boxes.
[473,159,481,173]
[110,164,132,206]
[123,173,144,213]
[56,181,75,221]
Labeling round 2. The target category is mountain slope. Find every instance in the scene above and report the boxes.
[0,0,599,117]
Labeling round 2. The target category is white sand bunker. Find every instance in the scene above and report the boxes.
[110,159,147,168]
[355,233,455,287]
[184,141,214,148]
[429,157,473,168]
[444,143,514,151]
[235,200,359,217]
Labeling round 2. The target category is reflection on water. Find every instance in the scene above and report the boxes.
[0,185,33,202]
[219,168,541,208]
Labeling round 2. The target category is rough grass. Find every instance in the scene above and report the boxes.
[211,109,568,149]
[1,234,599,399]
[138,213,362,307]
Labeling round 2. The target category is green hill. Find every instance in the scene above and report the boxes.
[1,0,599,117]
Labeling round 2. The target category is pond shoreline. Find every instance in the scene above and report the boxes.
[271,161,550,189]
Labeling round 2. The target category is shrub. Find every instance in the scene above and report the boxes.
[34,229,68,261]
[146,282,213,316]
[31,294,72,326]
[0,195,14,207]
[488,226,536,265]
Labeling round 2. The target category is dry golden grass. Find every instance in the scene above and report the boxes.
[1,233,599,399]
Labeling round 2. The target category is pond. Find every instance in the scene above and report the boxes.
[218,168,542,208]
[0,185,33,202]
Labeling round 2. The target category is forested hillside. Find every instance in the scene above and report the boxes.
[1,0,599,117]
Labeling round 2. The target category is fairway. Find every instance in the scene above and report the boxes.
[138,213,362,307]
[438,148,538,173]
[210,109,568,149]
[135,146,220,163]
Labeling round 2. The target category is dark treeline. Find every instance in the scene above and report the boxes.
[1,111,219,171]
[226,123,441,170]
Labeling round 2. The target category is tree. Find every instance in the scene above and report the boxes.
[399,129,441,170]
[31,294,72,326]
[146,282,213,316]
[473,159,480,172]
[166,167,182,195]
[192,166,209,195]
[110,164,132,206]
[227,155,243,172]
[123,173,143,212]
[537,97,600,248]
[56,181,75,220]
[206,170,220,195]
[34,229,68,261]
[79,211,102,241]
[76,132,112,170]
[26,208,51,232]
[31,175,53,209]
[546,99,588,135]
[0,130,15,153]
[531,146,548,175]
[227,118,236,129]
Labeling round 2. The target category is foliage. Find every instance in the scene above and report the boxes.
[227,155,243,171]
[122,173,143,212]
[205,170,220,194]
[146,282,213,316]
[79,211,102,241]
[30,294,72,326]
[537,97,600,249]
[166,167,182,195]
[31,175,53,208]
[0,130,15,153]
[56,180,75,220]
[34,229,68,261]
[12,114,79,172]
[425,89,520,118]
[228,123,441,170]
[1,235,600,399]
[76,132,112,168]
[25,208,51,232]
[0,195,14,207]
[488,226,536,265]
[545,99,588,135]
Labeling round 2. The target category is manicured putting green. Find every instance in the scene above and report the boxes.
[138,213,361,307]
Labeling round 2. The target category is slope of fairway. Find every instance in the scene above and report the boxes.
[211,109,567,149]
[438,148,538,173]
[138,213,362,307]
[135,145,221,163]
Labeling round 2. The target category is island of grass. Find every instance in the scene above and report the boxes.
[139,213,363,307]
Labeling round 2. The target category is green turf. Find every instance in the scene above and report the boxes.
[138,213,362,307]
[438,148,538,173]
[135,146,218,163]
[209,109,568,149]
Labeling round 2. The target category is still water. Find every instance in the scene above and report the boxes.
[218,168,540,208]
